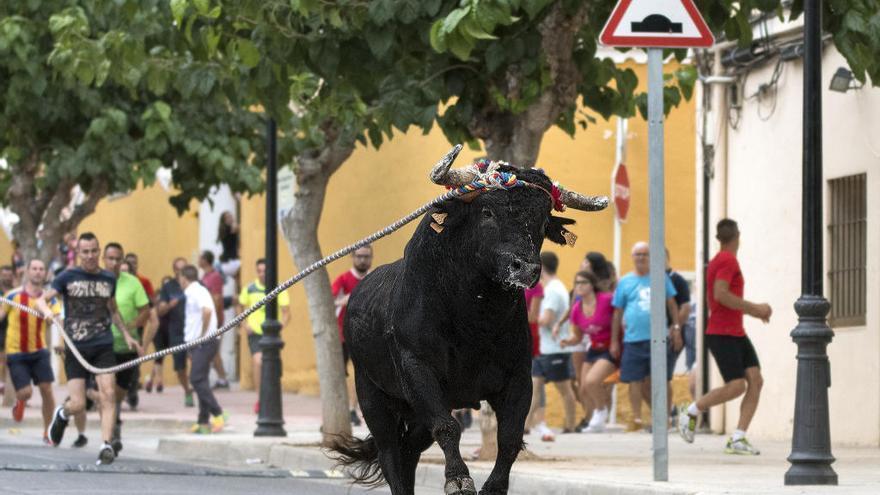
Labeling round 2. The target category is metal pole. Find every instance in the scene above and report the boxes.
[647,47,668,482]
[784,0,836,484]
[255,118,287,437]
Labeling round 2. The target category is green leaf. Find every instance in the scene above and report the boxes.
[237,39,260,68]
[460,17,498,40]
[171,0,187,26]
[429,20,447,52]
[193,0,210,16]
[485,42,506,72]
[364,27,394,58]
[155,101,172,121]
[446,31,475,61]
[442,7,470,35]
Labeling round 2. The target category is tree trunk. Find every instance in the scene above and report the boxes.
[6,151,108,266]
[279,140,355,446]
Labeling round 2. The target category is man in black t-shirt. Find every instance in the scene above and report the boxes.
[36,232,140,466]
[155,257,193,407]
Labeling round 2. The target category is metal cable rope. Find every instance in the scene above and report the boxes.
[0,145,535,375]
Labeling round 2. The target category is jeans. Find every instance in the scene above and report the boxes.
[189,339,223,424]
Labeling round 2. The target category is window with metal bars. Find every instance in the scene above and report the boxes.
[827,174,866,327]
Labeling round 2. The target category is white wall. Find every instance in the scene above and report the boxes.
[717,46,879,446]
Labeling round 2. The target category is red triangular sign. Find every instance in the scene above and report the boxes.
[600,0,714,48]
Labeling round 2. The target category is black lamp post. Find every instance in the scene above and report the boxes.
[255,117,287,437]
[784,0,836,485]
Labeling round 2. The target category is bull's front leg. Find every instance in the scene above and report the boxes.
[398,351,475,495]
[480,373,532,495]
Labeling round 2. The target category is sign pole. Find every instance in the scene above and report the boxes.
[647,47,668,482]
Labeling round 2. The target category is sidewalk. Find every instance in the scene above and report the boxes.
[4,385,878,494]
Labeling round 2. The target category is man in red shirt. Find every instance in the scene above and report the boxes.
[679,219,772,455]
[331,245,373,426]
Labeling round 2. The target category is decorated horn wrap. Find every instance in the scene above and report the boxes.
[429,144,477,186]
[556,183,609,212]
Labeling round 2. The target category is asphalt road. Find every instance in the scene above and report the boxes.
[0,441,393,494]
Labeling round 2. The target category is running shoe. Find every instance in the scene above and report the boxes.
[678,411,697,443]
[212,379,230,390]
[190,423,211,435]
[156,384,164,393]
[184,392,194,408]
[725,437,760,455]
[12,399,25,422]
[144,379,153,393]
[72,434,88,448]
[210,412,229,433]
[97,443,116,465]
[47,406,68,447]
[585,408,608,433]
[625,418,644,433]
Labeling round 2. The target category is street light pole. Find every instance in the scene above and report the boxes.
[255,117,287,437]
[784,0,836,485]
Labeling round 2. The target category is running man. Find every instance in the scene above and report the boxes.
[679,219,772,454]
[36,232,141,465]
[1,259,61,443]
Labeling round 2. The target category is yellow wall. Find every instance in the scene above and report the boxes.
[238,61,697,393]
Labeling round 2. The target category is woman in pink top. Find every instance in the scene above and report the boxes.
[562,271,617,432]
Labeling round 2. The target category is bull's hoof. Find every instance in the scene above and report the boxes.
[444,476,477,495]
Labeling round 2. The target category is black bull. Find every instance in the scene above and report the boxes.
[330,164,605,495]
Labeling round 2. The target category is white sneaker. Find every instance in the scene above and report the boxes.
[725,437,760,455]
[585,408,608,433]
[537,423,555,442]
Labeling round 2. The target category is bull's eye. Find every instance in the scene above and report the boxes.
[481,207,494,219]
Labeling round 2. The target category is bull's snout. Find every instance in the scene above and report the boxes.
[503,254,541,288]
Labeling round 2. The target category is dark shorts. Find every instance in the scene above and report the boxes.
[619,340,677,383]
[65,344,116,381]
[114,352,140,391]
[706,334,760,382]
[247,332,262,355]
[585,347,617,366]
[531,353,574,383]
[7,349,54,390]
[154,327,187,371]
[153,326,170,362]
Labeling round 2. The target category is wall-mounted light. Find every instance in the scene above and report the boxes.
[829,67,863,93]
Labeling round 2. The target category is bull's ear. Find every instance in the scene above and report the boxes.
[545,216,576,246]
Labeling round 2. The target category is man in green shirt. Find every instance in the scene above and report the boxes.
[104,243,149,453]
[237,258,290,414]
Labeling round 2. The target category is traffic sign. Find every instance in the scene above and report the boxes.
[613,163,630,222]
[599,0,714,48]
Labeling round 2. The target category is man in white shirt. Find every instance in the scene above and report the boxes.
[525,252,577,441]
[179,265,225,434]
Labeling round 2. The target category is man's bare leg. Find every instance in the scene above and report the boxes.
[737,367,763,431]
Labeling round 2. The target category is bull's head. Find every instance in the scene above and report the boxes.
[428,148,608,290]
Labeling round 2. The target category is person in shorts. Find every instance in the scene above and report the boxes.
[37,232,141,466]
[610,242,682,432]
[679,219,772,455]
[155,258,193,406]
[237,258,290,414]
[2,259,61,442]
[525,252,577,441]
[332,245,373,426]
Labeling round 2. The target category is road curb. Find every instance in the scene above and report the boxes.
[156,437,693,495]
[2,416,188,431]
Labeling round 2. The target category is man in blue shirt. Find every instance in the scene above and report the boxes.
[610,242,682,432]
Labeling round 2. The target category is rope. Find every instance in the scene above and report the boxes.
[2,148,552,375]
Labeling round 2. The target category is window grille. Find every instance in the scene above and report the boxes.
[827,174,866,327]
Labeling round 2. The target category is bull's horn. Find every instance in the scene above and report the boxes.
[559,189,610,212]
[429,144,476,186]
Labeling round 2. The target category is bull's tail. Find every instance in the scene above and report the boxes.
[327,433,385,486]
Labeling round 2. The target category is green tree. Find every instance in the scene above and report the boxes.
[0,0,264,264]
